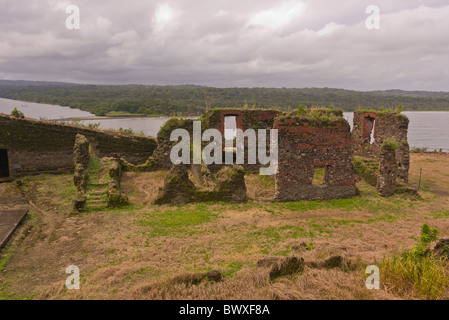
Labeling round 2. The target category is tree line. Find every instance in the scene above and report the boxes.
[0,80,448,117]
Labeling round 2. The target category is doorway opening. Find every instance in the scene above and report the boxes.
[224,115,238,142]
[0,149,9,178]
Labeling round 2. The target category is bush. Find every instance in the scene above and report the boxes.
[381,224,449,299]
[383,139,399,151]
[10,107,24,118]
[410,146,429,153]
[119,127,145,136]
[87,122,101,129]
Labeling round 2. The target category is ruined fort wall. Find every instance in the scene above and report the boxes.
[0,114,157,176]
[201,109,283,172]
[201,109,283,133]
[274,116,358,201]
[352,111,409,181]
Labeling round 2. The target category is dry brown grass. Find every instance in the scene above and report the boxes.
[244,174,275,200]
[121,171,167,205]
[1,153,449,300]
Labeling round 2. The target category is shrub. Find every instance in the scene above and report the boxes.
[11,107,24,118]
[381,224,449,299]
[383,139,399,151]
[87,122,101,129]
[118,127,145,136]
[410,146,428,153]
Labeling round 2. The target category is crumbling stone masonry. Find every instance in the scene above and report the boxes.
[154,164,247,205]
[201,108,283,135]
[352,111,409,182]
[274,113,358,201]
[377,142,398,197]
[106,157,129,208]
[140,109,284,173]
[73,134,90,211]
[201,109,284,173]
[212,165,247,203]
[152,118,195,170]
[154,165,198,205]
[0,113,156,177]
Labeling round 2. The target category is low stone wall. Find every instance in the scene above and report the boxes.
[0,114,157,177]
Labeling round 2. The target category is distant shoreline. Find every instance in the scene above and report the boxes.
[51,115,172,121]
[52,110,449,122]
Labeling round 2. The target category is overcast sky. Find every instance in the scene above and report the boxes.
[1,0,448,90]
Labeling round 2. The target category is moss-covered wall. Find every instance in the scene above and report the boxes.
[0,114,157,176]
[352,111,409,181]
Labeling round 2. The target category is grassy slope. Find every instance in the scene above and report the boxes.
[0,153,448,300]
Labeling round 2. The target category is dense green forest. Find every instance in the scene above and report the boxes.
[0,80,448,117]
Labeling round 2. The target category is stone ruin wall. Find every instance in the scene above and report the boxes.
[377,143,398,197]
[201,109,284,173]
[273,116,358,201]
[1,107,412,202]
[352,111,410,182]
[0,114,157,177]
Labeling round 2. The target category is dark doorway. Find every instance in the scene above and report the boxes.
[0,149,9,177]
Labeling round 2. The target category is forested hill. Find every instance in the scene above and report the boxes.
[0,80,448,117]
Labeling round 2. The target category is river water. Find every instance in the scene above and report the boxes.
[0,97,448,151]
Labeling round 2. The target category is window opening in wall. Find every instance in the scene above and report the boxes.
[364,116,376,145]
[312,166,327,185]
[224,116,238,158]
[224,116,237,142]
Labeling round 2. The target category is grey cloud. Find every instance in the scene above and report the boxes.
[0,0,448,90]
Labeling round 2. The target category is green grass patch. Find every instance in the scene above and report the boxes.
[87,155,103,186]
[275,194,407,213]
[221,261,245,277]
[137,204,219,237]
